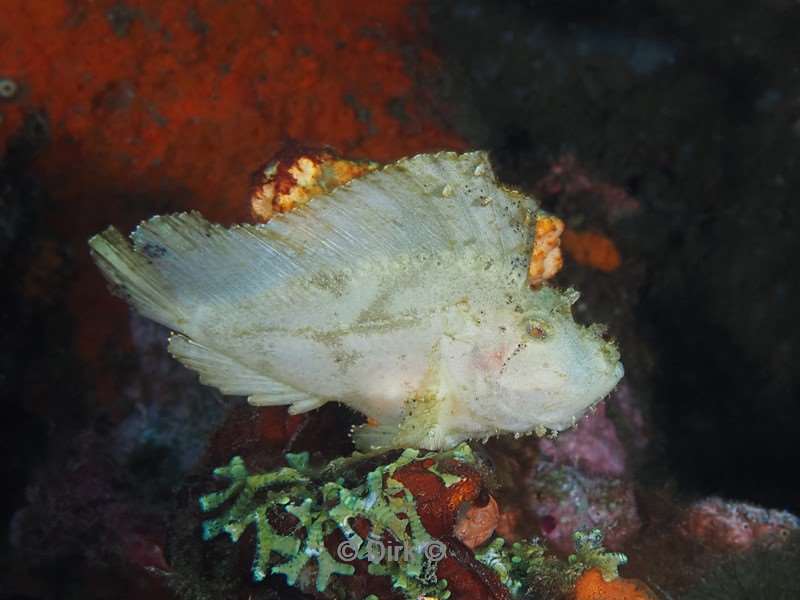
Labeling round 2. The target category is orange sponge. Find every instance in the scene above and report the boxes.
[574,568,657,600]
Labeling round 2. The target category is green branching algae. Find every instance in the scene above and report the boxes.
[200,442,625,599]
[199,445,470,598]
[475,529,627,598]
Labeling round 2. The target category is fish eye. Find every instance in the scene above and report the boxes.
[527,320,549,339]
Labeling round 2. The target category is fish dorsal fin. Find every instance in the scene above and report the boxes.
[91,151,536,334]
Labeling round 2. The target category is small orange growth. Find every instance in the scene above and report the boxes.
[453,495,500,549]
[574,568,657,600]
[562,229,622,272]
[251,146,377,221]
[528,214,564,286]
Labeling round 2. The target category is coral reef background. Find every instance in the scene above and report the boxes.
[2,1,800,598]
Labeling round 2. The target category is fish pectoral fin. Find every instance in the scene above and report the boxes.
[350,421,403,452]
[168,333,321,409]
[284,397,327,414]
[351,390,453,451]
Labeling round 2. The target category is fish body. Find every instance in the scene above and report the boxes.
[90,151,622,450]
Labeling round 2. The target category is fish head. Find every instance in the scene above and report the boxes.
[465,287,623,436]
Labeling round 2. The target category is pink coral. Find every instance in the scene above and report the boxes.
[534,154,640,222]
[525,384,649,554]
[538,401,627,478]
[679,497,800,551]
[528,464,641,554]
